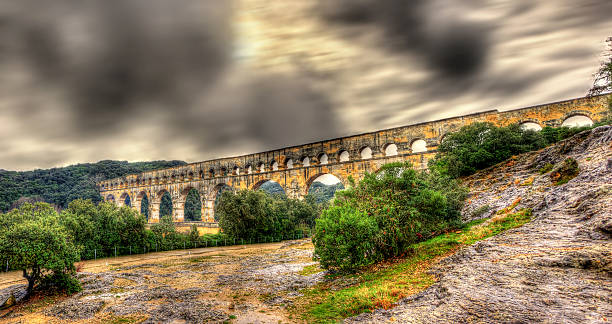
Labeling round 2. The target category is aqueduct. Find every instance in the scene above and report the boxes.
[99,94,611,223]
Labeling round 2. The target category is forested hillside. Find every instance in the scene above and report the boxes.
[0,160,185,212]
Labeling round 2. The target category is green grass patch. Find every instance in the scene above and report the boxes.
[299,264,325,276]
[294,209,532,323]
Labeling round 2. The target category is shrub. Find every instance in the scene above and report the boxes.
[551,158,579,185]
[313,205,378,271]
[0,203,80,295]
[313,162,466,272]
[216,190,321,241]
[189,224,200,242]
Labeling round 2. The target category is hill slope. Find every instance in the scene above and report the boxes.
[349,126,612,323]
[0,160,185,212]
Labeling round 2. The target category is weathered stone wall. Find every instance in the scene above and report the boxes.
[99,94,611,223]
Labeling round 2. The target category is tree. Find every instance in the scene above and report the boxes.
[0,203,80,295]
[313,162,466,272]
[160,192,173,218]
[588,37,612,97]
[430,122,546,178]
[140,193,150,220]
[184,189,202,221]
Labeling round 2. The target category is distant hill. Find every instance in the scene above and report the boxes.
[308,182,344,203]
[0,160,185,212]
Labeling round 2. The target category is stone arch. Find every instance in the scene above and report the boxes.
[360,146,372,159]
[182,187,202,222]
[519,121,543,131]
[285,158,294,169]
[411,139,427,153]
[208,168,215,178]
[119,192,131,207]
[302,156,311,167]
[136,191,150,221]
[338,150,350,162]
[318,153,329,165]
[562,114,593,127]
[206,183,233,222]
[258,162,266,173]
[383,143,398,156]
[106,194,116,203]
[252,179,286,195]
[305,173,346,199]
[246,164,253,174]
[271,160,279,171]
[233,166,241,175]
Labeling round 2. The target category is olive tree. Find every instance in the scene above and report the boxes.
[0,203,80,295]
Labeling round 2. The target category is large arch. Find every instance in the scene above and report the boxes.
[562,115,593,127]
[106,194,116,204]
[203,183,233,222]
[306,173,346,202]
[255,180,286,196]
[136,191,150,221]
[360,146,373,159]
[183,188,202,221]
[411,139,427,153]
[338,150,350,162]
[119,192,131,207]
[519,121,543,131]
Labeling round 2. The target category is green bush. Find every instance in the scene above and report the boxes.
[430,123,547,178]
[0,203,80,295]
[313,205,378,271]
[216,190,321,241]
[313,162,466,272]
[551,157,579,185]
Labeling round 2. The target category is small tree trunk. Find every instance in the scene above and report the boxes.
[23,269,35,296]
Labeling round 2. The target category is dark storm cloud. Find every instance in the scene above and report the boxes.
[318,0,490,79]
[0,0,339,168]
[0,0,232,134]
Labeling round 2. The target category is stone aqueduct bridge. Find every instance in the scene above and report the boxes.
[99,94,610,223]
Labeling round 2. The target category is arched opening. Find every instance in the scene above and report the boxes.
[319,153,329,165]
[360,147,372,159]
[259,163,266,173]
[411,139,427,153]
[307,174,345,203]
[247,165,253,174]
[302,157,310,167]
[286,159,294,169]
[339,150,350,162]
[184,188,202,221]
[562,115,593,128]
[256,180,286,196]
[208,168,215,178]
[384,143,398,156]
[221,167,228,176]
[139,192,149,221]
[123,194,131,207]
[520,122,543,131]
[212,184,233,222]
[106,194,115,203]
[160,191,173,218]
[271,161,279,171]
[234,166,240,175]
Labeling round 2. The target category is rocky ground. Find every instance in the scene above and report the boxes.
[349,126,612,323]
[0,240,322,323]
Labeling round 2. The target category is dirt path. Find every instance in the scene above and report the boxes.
[1,239,322,323]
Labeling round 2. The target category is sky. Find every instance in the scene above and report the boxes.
[0,0,611,171]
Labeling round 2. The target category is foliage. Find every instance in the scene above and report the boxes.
[297,209,532,323]
[59,199,147,260]
[430,122,601,178]
[159,192,173,218]
[308,182,345,203]
[0,160,185,212]
[0,203,80,294]
[313,162,467,272]
[216,190,322,241]
[550,158,579,185]
[538,163,554,174]
[189,224,200,242]
[259,181,286,196]
[470,205,491,220]
[430,123,547,178]
[184,189,202,221]
[140,193,149,221]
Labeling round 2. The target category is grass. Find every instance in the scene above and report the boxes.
[293,209,532,323]
[299,264,325,276]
